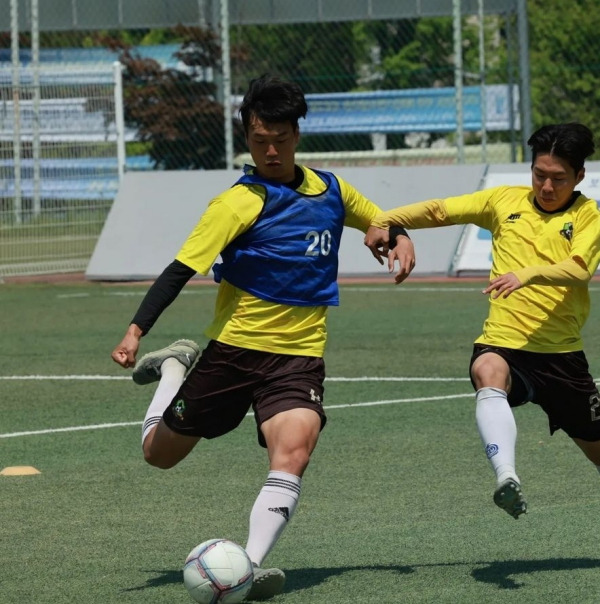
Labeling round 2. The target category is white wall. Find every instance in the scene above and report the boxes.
[451,161,600,275]
[86,163,488,281]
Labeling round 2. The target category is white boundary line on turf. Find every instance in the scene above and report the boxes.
[55,285,600,299]
[0,393,473,439]
[0,375,470,381]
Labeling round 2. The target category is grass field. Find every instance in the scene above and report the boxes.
[2,279,600,603]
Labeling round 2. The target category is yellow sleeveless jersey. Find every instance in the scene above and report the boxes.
[374,186,600,352]
[176,166,381,357]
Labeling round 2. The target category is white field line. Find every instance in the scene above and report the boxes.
[4,371,598,439]
[0,392,473,439]
[0,375,470,381]
[55,287,482,300]
[55,285,600,299]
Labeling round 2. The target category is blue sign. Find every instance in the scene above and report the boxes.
[303,85,519,134]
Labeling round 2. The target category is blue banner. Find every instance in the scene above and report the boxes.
[303,85,519,134]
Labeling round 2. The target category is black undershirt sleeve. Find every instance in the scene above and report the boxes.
[130,259,197,335]
[389,225,410,248]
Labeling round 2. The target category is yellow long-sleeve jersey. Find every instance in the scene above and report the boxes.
[177,165,381,357]
[373,186,600,352]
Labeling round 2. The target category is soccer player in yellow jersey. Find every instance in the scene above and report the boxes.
[111,74,414,598]
[365,122,600,520]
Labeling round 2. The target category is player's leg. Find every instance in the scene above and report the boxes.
[262,406,322,475]
[245,354,326,599]
[245,407,321,599]
[470,346,527,518]
[132,339,200,465]
[256,407,322,559]
[572,438,600,466]
[540,353,600,482]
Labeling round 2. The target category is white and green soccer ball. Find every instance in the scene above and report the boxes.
[183,539,254,604]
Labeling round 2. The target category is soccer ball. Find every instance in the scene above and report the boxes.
[183,539,254,604]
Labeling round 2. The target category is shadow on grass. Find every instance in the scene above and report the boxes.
[123,557,600,595]
[284,564,414,592]
[471,557,600,589]
[122,569,182,591]
[122,564,413,594]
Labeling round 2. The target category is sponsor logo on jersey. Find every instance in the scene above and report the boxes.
[560,222,573,241]
[505,213,521,222]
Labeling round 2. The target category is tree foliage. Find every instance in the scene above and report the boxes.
[230,22,361,94]
[527,0,600,150]
[98,26,245,170]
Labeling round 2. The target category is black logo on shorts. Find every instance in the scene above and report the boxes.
[268,507,290,521]
[173,399,186,420]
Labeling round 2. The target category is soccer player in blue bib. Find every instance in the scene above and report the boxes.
[111,74,414,599]
[365,123,600,520]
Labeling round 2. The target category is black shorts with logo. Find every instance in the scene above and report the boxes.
[163,340,327,447]
[470,344,600,441]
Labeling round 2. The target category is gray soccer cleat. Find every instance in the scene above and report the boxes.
[493,478,527,519]
[132,339,199,385]
[245,564,286,600]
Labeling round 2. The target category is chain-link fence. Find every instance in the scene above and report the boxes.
[1,0,599,277]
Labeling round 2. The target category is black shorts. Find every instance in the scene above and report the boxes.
[163,340,327,447]
[470,344,600,441]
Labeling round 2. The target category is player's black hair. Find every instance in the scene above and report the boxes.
[239,74,308,134]
[528,122,595,173]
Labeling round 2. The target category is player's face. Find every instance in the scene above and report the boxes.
[531,153,585,212]
[246,115,299,183]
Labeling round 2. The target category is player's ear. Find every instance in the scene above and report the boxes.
[575,167,585,186]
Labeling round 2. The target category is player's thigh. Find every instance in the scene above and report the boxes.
[470,345,512,390]
[262,408,322,475]
[144,418,201,469]
[262,407,322,455]
[572,437,600,465]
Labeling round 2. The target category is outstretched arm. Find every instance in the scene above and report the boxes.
[111,260,196,368]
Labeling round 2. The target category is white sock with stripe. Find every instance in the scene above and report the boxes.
[245,471,301,566]
[141,357,186,445]
[476,387,519,485]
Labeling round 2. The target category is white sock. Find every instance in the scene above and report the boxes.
[245,471,301,566]
[141,358,187,445]
[475,387,519,485]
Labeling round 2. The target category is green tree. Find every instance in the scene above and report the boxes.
[230,22,360,94]
[527,0,600,154]
[355,18,485,90]
[99,27,245,170]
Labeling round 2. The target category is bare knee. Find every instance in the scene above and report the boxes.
[284,448,311,475]
[271,452,310,476]
[268,443,312,476]
[262,408,321,476]
[471,352,510,391]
